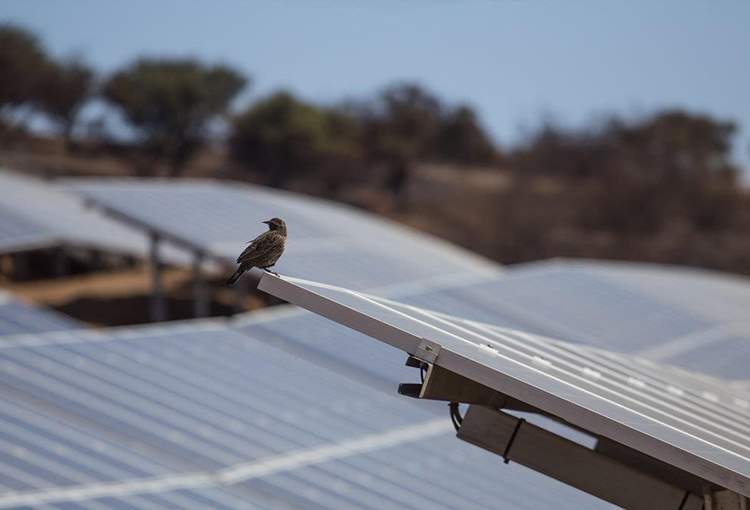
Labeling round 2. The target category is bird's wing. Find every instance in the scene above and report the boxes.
[237,233,284,265]
[236,241,257,263]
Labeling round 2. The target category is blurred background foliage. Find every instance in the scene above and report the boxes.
[1,23,748,274]
[103,59,246,177]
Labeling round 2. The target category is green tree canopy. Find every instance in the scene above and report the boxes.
[0,24,48,121]
[37,58,94,148]
[230,91,362,191]
[103,58,246,176]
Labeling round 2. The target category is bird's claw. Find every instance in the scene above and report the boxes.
[263,269,280,277]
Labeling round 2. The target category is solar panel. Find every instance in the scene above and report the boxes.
[367,261,749,380]
[586,260,750,324]
[0,293,81,336]
[657,334,750,380]
[258,273,750,499]
[397,264,712,351]
[64,179,500,290]
[0,170,187,264]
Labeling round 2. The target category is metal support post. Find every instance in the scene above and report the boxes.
[149,233,166,322]
[193,251,209,318]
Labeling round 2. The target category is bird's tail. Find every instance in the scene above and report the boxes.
[225,268,244,287]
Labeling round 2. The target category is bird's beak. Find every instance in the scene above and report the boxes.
[262,220,271,225]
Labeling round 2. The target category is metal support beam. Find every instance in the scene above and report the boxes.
[149,233,166,322]
[457,405,703,510]
[398,357,539,412]
[596,437,705,495]
[704,486,749,510]
[193,251,209,318]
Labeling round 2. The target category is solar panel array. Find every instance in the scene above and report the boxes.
[64,179,500,290]
[0,292,81,336]
[258,274,750,498]
[0,321,608,509]
[3,174,747,505]
[58,174,750,380]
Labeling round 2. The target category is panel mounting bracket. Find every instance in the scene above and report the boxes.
[412,338,441,364]
[398,356,542,411]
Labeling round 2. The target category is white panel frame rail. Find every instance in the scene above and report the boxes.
[257,273,750,509]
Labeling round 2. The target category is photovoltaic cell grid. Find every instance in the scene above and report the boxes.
[258,275,750,497]
[63,179,500,290]
[0,325,429,471]
[238,430,604,510]
[383,260,750,380]
[0,322,610,509]
[0,293,81,336]
[398,263,713,351]
[585,261,750,324]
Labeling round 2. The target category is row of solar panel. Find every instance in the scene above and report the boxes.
[0,171,499,295]
[3,172,749,507]
[7,172,747,382]
[2,279,746,506]
[64,179,500,291]
[2,258,748,506]
[0,320,609,509]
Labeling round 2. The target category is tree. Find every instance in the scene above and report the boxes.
[0,24,48,124]
[230,91,362,192]
[374,83,442,162]
[103,58,246,176]
[436,105,497,165]
[37,58,94,150]
[622,110,737,185]
[510,110,740,233]
[359,83,443,205]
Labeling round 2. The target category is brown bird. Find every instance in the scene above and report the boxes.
[226,217,287,286]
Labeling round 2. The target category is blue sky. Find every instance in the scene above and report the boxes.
[2,0,749,169]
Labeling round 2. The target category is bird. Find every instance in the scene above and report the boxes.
[225,217,287,286]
